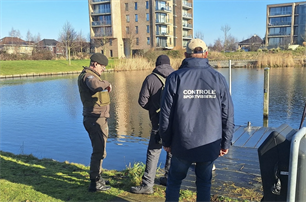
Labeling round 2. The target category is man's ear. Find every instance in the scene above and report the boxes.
[203,51,208,58]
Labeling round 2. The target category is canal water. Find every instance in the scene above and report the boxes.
[0,67,305,171]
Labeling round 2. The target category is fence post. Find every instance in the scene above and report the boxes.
[263,68,270,119]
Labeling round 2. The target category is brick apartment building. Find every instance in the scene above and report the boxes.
[88,0,193,58]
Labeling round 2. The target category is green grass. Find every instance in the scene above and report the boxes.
[0,151,259,202]
[0,59,117,76]
[0,150,157,202]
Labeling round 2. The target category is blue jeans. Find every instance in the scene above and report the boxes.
[166,156,213,202]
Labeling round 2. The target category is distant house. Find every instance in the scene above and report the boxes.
[238,35,263,51]
[37,39,64,56]
[0,37,34,55]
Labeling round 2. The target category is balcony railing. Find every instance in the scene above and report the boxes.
[183,23,192,28]
[91,0,110,3]
[156,19,172,24]
[156,6,172,12]
[268,33,290,36]
[91,9,111,15]
[182,1,192,8]
[92,21,111,26]
[268,22,291,26]
[94,32,112,37]
[182,13,192,18]
[156,32,170,36]
[156,42,168,48]
[183,34,192,38]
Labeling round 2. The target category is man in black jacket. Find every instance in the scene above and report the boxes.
[130,55,174,194]
[159,39,235,201]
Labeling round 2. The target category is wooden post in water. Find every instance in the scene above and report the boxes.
[263,68,270,120]
[228,60,232,95]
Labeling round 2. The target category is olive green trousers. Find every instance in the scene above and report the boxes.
[83,116,108,180]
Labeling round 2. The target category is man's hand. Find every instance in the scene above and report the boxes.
[163,146,171,153]
[106,84,112,92]
[219,149,228,157]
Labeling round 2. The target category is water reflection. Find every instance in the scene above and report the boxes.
[0,67,305,170]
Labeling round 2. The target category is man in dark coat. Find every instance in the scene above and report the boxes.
[159,39,235,201]
[78,53,112,192]
[130,55,175,194]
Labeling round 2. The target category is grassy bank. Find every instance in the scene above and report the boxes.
[0,151,259,202]
[0,60,117,76]
[1,50,304,76]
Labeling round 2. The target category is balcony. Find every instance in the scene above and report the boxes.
[183,34,192,39]
[156,6,172,13]
[94,32,112,37]
[156,19,172,24]
[91,0,110,4]
[92,21,111,27]
[183,23,192,29]
[156,32,170,36]
[182,13,192,19]
[182,1,192,9]
[91,10,111,15]
[156,42,168,48]
[268,22,291,26]
[268,33,290,37]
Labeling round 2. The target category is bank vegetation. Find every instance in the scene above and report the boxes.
[0,151,260,202]
[0,47,305,76]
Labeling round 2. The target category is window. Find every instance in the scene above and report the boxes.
[135,26,138,34]
[125,3,128,11]
[135,14,138,22]
[135,2,137,10]
[110,50,113,57]
[147,37,150,45]
[146,1,149,9]
[109,39,112,46]
[126,26,130,34]
[146,13,149,21]
[136,38,139,45]
[126,15,130,22]
[147,25,150,33]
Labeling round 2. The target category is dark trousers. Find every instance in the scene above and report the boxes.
[142,130,172,187]
[166,156,213,202]
[83,116,108,180]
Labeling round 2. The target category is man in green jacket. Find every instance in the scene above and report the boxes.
[78,53,112,192]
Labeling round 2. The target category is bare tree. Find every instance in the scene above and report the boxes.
[59,22,77,65]
[194,31,204,40]
[26,30,33,45]
[221,24,231,52]
[126,28,137,57]
[227,34,238,51]
[73,30,87,55]
[212,38,223,52]
[8,27,22,54]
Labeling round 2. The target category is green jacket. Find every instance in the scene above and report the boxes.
[78,67,111,118]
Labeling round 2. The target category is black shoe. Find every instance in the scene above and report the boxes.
[159,177,167,186]
[130,184,153,194]
[89,178,111,192]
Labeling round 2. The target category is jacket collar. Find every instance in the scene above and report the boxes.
[179,58,210,69]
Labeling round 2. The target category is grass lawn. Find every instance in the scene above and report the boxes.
[0,151,258,202]
[0,60,117,76]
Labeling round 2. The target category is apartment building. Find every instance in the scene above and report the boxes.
[88,0,193,58]
[265,1,306,48]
